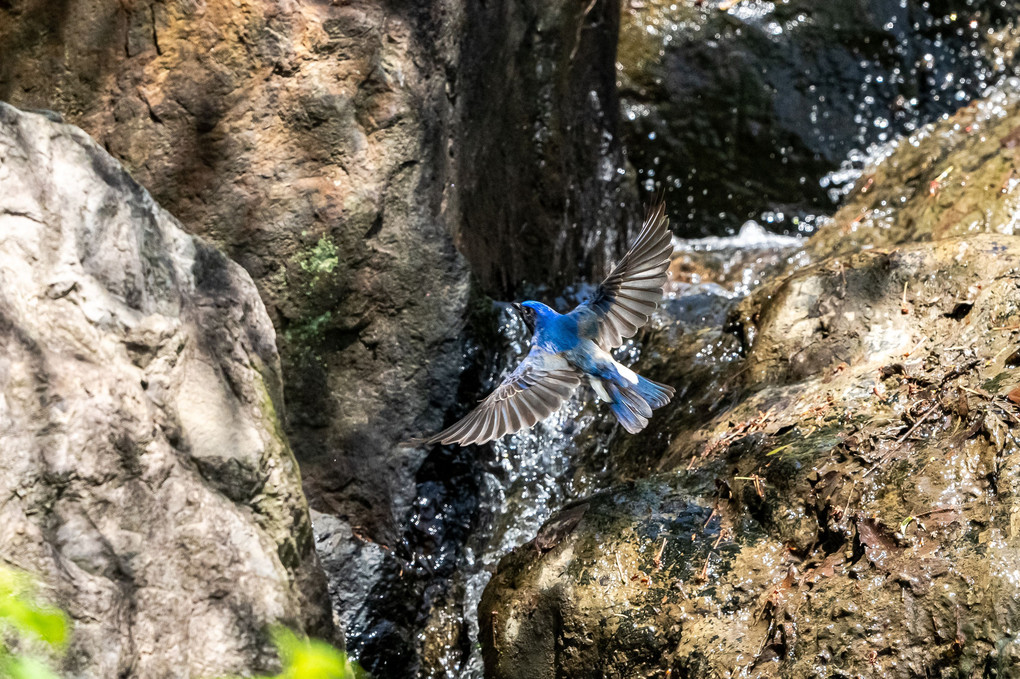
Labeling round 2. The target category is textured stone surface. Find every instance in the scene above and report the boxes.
[454,0,636,293]
[0,0,634,573]
[0,0,639,673]
[0,103,331,678]
[485,239,1020,678]
[804,81,1020,262]
[481,82,1020,678]
[1,0,470,551]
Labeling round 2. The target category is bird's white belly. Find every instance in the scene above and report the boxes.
[582,343,639,404]
[588,345,639,384]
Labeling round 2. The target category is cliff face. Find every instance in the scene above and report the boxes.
[453,0,635,294]
[0,0,632,537]
[2,0,471,545]
[0,0,635,674]
[0,102,332,678]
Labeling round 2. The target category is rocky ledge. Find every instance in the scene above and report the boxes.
[481,84,1020,678]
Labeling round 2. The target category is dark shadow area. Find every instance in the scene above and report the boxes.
[453,0,637,299]
[619,0,1020,237]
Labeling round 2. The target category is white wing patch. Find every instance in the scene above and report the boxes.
[589,377,611,403]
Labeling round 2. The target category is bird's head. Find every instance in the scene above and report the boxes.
[512,300,551,334]
[512,302,536,333]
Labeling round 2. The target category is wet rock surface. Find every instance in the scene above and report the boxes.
[805,81,1020,261]
[482,89,1020,677]
[6,1,1020,677]
[618,0,1020,236]
[0,103,331,677]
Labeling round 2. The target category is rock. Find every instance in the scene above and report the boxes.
[485,232,1020,678]
[617,0,1020,236]
[0,0,633,528]
[481,81,1020,677]
[0,1,639,672]
[454,0,637,293]
[1,0,466,554]
[804,81,1020,261]
[0,103,332,678]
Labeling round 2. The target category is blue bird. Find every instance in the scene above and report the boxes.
[428,203,675,446]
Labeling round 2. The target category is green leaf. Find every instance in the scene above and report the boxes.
[0,655,63,679]
[11,606,68,647]
[271,627,353,679]
[0,586,68,647]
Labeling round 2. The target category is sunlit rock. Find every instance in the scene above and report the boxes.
[0,1,637,673]
[0,103,332,678]
[482,80,1020,677]
[805,80,1020,261]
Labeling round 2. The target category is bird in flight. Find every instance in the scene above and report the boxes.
[427,203,675,446]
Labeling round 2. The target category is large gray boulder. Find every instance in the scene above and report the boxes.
[0,103,332,678]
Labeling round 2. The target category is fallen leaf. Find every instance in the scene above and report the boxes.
[857,517,901,571]
[533,502,589,553]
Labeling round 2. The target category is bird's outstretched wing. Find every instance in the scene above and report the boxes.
[427,349,580,446]
[580,202,673,349]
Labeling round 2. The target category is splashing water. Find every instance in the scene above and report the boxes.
[618,0,1020,237]
[315,4,1018,673]
[392,221,806,677]
[435,305,599,679]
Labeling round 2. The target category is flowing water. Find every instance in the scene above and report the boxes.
[619,0,1019,236]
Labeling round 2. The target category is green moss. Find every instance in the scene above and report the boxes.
[982,371,1013,393]
[284,238,345,354]
[283,311,333,348]
[298,237,340,287]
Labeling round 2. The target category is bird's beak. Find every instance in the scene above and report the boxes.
[511,302,522,315]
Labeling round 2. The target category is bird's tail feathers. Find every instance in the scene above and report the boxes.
[607,382,652,433]
[608,392,649,434]
[633,375,674,410]
[607,376,674,434]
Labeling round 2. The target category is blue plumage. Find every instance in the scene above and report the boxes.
[522,301,580,353]
[427,204,675,446]
[634,375,672,410]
